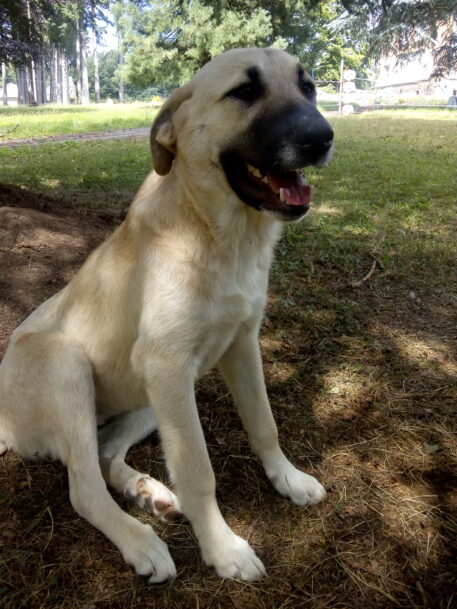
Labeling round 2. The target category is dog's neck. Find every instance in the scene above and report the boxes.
[130,167,283,254]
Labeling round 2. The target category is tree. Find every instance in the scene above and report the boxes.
[90,0,102,102]
[273,1,366,80]
[338,0,457,77]
[113,0,277,87]
[0,0,65,65]
[1,63,8,105]
[1,0,111,106]
[1,1,75,105]
[113,0,367,89]
[88,49,120,99]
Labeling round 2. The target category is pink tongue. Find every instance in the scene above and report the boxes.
[267,171,312,206]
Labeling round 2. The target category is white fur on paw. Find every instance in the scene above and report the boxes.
[201,531,266,581]
[124,475,182,521]
[266,461,327,506]
[121,522,176,583]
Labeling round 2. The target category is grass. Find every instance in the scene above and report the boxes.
[0,137,151,214]
[0,103,157,140]
[1,111,457,608]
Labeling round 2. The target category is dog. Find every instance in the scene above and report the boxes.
[0,48,333,582]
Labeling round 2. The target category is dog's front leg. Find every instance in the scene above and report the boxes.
[143,355,266,581]
[218,328,327,506]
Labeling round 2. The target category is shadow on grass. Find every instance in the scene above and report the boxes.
[252,214,457,607]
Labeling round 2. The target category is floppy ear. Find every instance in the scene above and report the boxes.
[150,83,193,176]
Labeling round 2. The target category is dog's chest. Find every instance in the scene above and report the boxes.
[195,253,268,376]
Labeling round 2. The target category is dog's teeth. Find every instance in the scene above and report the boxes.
[262,176,269,185]
[279,188,285,202]
[247,164,261,178]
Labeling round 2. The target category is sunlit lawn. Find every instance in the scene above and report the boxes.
[1,110,455,285]
[0,102,158,139]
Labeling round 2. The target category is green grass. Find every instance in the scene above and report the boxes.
[0,103,158,139]
[318,100,339,112]
[295,111,457,286]
[1,110,455,283]
[0,137,151,211]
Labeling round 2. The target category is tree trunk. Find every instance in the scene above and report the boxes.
[66,55,71,103]
[76,7,90,105]
[21,67,30,105]
[18,67,28,104]
[56,49,63,103]
[80,44,90,104]
[50,44,57,102]
[16,68,23,104]
[93,46,100,103]
[34,58,42,105]
[1,63,8,105]
[76,14,82,103]
[41,54,47,103]
[91,1,101,102]
[28,62,37,105]
[61,53,69,104]
[80,40,90,103]
[118,51,125,103]
[25,0,36,104]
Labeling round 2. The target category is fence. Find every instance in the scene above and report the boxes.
[316,79,457,114]
[314,60,457,114]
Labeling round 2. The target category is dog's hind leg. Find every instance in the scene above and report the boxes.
[2,332,176,583]
[98,409,182,521]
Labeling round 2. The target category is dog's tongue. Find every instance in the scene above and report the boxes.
[267,170,312,206]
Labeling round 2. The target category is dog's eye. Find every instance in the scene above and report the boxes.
[299,80,316,99]
[226,83,262,104]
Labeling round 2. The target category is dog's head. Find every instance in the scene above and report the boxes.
[150,48,334,222]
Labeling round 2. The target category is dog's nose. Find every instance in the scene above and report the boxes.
[296,119,334,163]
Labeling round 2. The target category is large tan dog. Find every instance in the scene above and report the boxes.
[0,48,333,582]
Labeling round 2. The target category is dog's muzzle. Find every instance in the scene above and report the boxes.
[220,103,334,222]
[257,104,334,170]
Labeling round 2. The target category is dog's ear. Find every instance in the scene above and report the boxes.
[150,83,193,176]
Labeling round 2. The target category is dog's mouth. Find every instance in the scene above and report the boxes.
[220,153,312,221]
[248,163,312,207]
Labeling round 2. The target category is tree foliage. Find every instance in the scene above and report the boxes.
[0,0,68,65]
[114,0,275,86]
[338,0,457,77]
[113,0,366,87]
[4,0,455,104]
[87,49,124,98]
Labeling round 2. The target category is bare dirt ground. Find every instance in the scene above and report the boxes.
[0,126,150,148]
[0,185,118,354]
[0,185,456,609]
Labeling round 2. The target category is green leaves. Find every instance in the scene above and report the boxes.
[116,0,274,87]
[115,1,366,87]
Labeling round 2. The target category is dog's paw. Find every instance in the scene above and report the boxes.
[265,460,327,506]
[201,531,266,581]
[121,522,177,583]
[124,475,182,521]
